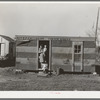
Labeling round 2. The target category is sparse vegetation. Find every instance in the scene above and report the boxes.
[0,67,100,91]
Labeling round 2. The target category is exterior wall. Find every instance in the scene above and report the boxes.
[0,36,9,57]
[52,39,72,72]
[83,41,95,72]
[52,40,96,72]
[16,40,37,70]
[0,36,15,67]
[8,42,16,66]
[15,36,95,72]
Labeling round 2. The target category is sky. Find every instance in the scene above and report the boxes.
[0,2,100,38]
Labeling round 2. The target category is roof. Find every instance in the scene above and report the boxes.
[0,35,15,42]
[15,35,95,41]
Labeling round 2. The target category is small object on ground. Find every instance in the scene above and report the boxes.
[52,71,57,75]
[56,67,61,75]
[93,72,97,75]
[14,69,23,74]
[37,71,48,77]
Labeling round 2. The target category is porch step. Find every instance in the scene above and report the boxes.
[37,71,48,77]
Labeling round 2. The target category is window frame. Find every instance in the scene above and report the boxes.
[74,44,81,54]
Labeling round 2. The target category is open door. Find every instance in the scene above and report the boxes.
[72,42,83,72]
[38,40,50,70]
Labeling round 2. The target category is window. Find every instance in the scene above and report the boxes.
[74,44,82,62]
[74,45,81,53]
[74,54,81,61]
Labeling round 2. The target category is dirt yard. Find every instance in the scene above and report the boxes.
[0,67,100,91]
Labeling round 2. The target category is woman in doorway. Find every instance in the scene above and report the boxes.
[39,45,44,68]
[42,45,48,72]
[38,45,43,54]
[43,45,47,63]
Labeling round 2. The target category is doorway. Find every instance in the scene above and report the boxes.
[38,40,50,70]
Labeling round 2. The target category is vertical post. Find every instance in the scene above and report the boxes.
[49,40,52,71]
[81,42,84,72]
[95,8,99,44]
[95,8,100,66]
[36,39,39,70]
[72,42,74,72]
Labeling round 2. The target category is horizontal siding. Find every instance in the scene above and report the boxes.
[52,53,95,59]
[71,37,95,41]
[84,41,95,48]
[16,52,37,58]
[16,47,37,53]
[52,53,72,59]
[16,58,37,70]
[52,47,72,53]
[84,59,95,66]
[16,45,95,54]
[52,58,72,65]
[16,63,37,70]
[84,54,95,59]
[52,64,95,72]
[16,40,37,46]
[83,66,95,72]
[52,64,72,72]
[17,46,72,54]
[16,58,37,64]
[52,40,72,47]
[84,48,95,54]
[52,58,95,66]
[74,59,95,65]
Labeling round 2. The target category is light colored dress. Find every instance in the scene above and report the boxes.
[39,53,44,63]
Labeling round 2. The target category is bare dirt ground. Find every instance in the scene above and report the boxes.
[0,67,100,91]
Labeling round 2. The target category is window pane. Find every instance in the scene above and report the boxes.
[74,54,81,61]
[78,45,81,53]
[74,45,81,53]
[74,45,77,53]
[78,45,81,50]
[78,49,81,53]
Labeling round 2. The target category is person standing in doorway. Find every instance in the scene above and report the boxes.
[39,45,44,68]
[38,45,43,54]
[43,45,47,63]
[42,45,48,72]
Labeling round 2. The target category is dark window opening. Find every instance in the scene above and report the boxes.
[74,45,81,53]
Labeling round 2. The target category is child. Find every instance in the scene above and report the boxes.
[43,45,47,62]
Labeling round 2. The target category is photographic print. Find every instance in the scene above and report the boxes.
[0,1,100,93]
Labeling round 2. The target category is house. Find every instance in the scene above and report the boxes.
[15,35,96,73]
[0,35,16,67]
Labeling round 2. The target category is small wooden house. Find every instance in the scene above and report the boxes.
[15,35,96,73]
[0,35,16,67]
